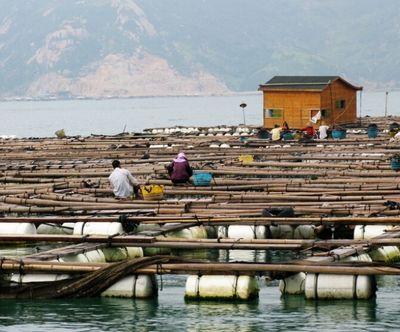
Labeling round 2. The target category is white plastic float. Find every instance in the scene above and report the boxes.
[369,246,400,263]
[279,272,306,295]
[185,275,259,300]
[10,273,70,283]
[73,222,123,236]
[218,225,267,240]
[269,225,294,239]
[293,225,316,239]
[144,225,207,256]
[167,225,208,239]
[101,275,157,298]
[73,222,143,261]
[102,247,143,262]
[353,225,400,262]
[353,225,392,240]
[305,273,376,299]
[0,223,36,235]
[343,253,372,262]
[59,249,106,263]
[37,223,74,235]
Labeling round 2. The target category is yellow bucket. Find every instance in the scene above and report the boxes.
[239,154,254,164]
[140,185,165,201]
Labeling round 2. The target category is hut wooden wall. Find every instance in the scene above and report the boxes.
[263,91,320,129]
[320,80,358,126]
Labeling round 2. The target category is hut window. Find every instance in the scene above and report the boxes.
[267,109,283,118]
[321,109,330,118]
[335,100,346,109]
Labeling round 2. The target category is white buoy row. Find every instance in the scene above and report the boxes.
[145,126,257,137]
[217,225,317,240]
[2,221,396,301]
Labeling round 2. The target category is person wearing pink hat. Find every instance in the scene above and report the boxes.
[166,152,193,184]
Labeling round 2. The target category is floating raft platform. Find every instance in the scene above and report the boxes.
[0,116,400,300]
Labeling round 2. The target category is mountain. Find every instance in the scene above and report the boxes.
[0,0,399,98]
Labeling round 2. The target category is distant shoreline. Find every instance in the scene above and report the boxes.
[0,91,261,103]
[0,89,398,103]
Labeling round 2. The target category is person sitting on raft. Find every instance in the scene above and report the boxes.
[109,159,140,199]
[167,152,193,184]
[301,122,316,139]
[270,124,282,141]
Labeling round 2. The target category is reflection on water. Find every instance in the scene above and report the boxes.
[1,284,398,332]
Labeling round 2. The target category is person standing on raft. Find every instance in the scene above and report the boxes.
[318,121,329,139]
[109,160,140,199]
[167,152,193,184]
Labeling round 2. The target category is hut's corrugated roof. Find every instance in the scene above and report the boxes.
[258,76,362,91]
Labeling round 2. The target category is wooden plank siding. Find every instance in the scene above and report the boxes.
[320,80,357,126]
[263,81,358,129]
[263,91,321,129]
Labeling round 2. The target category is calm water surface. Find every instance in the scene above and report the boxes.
[0,279,399,332]
[0,93,399,330]
[0,246,398,331]
[0,91,398,137]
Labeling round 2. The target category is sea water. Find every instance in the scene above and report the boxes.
[0,91,397,138]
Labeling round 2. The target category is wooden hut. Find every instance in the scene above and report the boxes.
[258,76,363,129]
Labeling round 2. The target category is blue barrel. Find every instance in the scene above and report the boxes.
[258,130,269,139]
[367,127,378,138]
[282,132,294,141]
[192,172,213,186]
[332,129,346,139]
[391,157,400,171]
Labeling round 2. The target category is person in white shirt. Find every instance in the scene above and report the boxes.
[270,124,282,141]
[318,122,329,140]
[108,160,139,199]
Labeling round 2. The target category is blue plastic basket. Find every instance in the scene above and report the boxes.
[332,129,346,139]
[391,157,400,171]
[193,172,213,186]
[367,127,378,138]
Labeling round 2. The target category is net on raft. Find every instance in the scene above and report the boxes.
[0,256,180,299]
